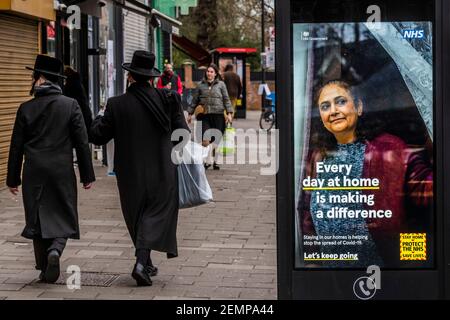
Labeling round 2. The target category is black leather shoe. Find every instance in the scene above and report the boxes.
[132,263,152,286]
[44,250,60,283]
[213,162,220,170]
[145,265,158,277]
[38,271,46,282]
[204,163,211,170]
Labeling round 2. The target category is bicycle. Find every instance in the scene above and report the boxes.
[259,94,276,131]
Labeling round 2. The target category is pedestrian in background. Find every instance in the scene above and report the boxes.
[63,66,93,134]
[223,64,242,117]
[157,63,183,95]
[90,51,189,287]
[96,103,115,176]
[187,63,234,170]
[105,139,115,176]
[7,55,95,283]
[63,66,93,167]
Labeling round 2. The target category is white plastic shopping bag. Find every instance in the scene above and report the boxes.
[179,140,209,164]
[178,141,213,208]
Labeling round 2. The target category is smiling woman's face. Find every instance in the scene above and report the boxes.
[317,84,362,142]
[206,67,216,81]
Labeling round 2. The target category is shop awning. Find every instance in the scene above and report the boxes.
[0,0,55,20]
[211,48,258,55]
[172,34,211,66]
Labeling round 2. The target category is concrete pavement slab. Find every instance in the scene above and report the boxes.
[0,111,277,300]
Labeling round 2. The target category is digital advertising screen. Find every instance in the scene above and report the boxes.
[293,21,434,269]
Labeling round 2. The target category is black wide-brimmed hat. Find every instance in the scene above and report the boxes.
[122,50,161,77]
[26,54,66,79]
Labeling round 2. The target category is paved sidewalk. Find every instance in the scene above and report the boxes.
[0,111,277,300]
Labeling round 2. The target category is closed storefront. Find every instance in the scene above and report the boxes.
[124,9,149,64]
[122,3,150,90]
[0,13,38,186]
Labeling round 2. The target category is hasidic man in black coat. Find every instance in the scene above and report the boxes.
[6,55,95,283]
[90,51,189,286]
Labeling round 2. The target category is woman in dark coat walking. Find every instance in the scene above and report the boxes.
[7,55,95,283]
[90,51,189,286]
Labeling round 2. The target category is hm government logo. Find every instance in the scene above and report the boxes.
[353,265,381,300]
[300,31,328,41]
[301,31,310,40]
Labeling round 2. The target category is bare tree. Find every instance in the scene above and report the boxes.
[192,0,219,49]
[176,0,275,68]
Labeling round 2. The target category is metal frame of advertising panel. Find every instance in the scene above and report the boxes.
[276,0,450,300]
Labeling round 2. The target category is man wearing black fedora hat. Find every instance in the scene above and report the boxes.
[90,50,189,286]
[7,55,96,283]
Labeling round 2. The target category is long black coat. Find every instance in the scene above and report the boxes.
[90,83,188,257]
[7,87,95,239]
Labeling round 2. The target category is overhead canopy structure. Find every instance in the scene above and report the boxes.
[172,34,211,66]
[0,0,55,20]
[211,48,257,55]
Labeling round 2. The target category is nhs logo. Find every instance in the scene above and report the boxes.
[402,29,425,39]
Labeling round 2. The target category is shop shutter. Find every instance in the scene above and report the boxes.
[123,10,149,64]
[0,13,38,187]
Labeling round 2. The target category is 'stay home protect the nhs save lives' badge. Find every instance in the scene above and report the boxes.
[400,233,427,260]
